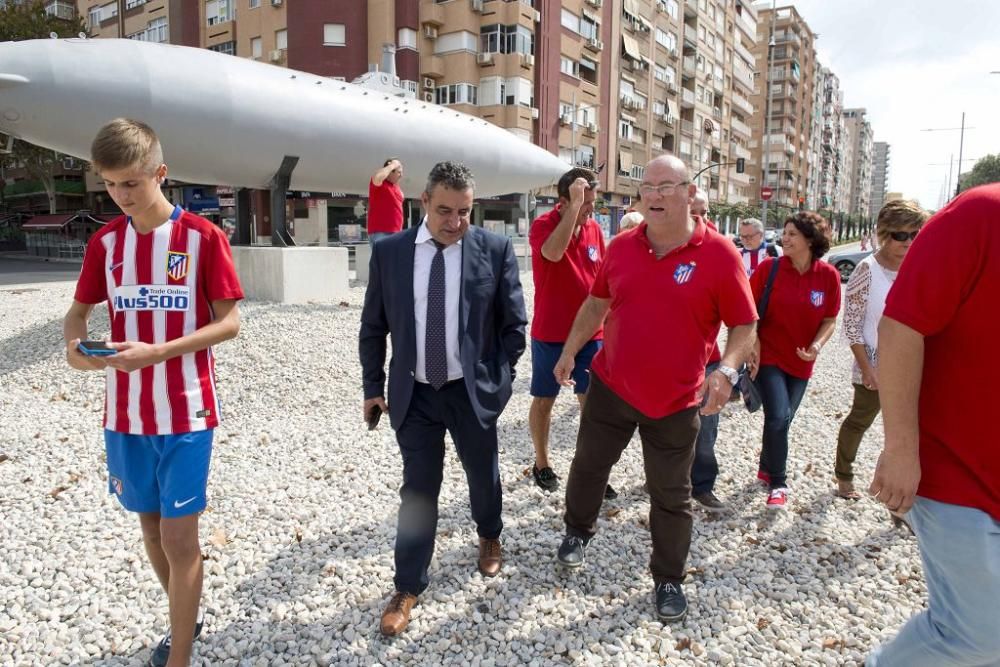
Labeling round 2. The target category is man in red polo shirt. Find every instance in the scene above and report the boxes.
[528,168,615,498]
[866,184,1000,666]
[552,155,757,623]
[368,158,405,243]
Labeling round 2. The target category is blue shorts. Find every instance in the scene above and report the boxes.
[530,339,602,397]
[105,429,214,518]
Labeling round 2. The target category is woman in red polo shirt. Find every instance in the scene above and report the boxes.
[749,211,841,510]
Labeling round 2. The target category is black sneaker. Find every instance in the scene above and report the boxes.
[604,484,619,500]
[148,616,204,667]
[654,582,688,623]
[692,491,727,513]
[556,535,588,568]
[532,464,559,492]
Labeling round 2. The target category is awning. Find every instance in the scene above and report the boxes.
[621,33,642,61]
[666,99,679,118]
[619,150,633,172]
[21,214,74,230]
[624,0,639,14]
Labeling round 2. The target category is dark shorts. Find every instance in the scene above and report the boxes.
[530,339,602,397]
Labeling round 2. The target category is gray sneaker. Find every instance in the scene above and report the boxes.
[692,491,727,513]
[556,535,588,568]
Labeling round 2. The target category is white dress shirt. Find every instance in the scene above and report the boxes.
[413,222,464,383]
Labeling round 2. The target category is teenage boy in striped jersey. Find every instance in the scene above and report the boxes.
[64,118,243,667]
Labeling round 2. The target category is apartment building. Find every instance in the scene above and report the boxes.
[748,4,816,210]
[814,67,851,211]
[870,141,889,217]
[78,0,200,46]
[844,107,873,217]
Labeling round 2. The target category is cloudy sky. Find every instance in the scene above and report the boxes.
[760,0,1000,209]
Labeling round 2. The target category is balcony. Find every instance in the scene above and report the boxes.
[734,40,754,67]
[730,117,751,138]
[680,119,694,135]
[735,9,756,39]
[732,63,754,93]
[584,37,604,53]
[732,91,754,115]
[681,87,695,107]
[730,142,751,160]
[775,31,802,47]
[682,56,696,76]
[421,55,445,79]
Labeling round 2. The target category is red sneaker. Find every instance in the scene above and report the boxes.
[766,488,789,510]
[756,470,771,487]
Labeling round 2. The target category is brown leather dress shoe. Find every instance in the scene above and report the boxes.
[380,591,417,637]
[478,537,502,577]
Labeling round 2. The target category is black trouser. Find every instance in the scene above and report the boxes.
[564,374,700,585]
[393,380,502,595]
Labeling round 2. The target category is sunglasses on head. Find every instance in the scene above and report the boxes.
[888,230,919,242]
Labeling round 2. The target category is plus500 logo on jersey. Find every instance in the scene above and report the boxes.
[113,285,192,312]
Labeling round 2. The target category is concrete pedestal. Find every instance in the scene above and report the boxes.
[355,242,372,283]
[232,246,348,303]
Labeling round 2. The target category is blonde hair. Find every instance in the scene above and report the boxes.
[876,199,929,245]
[90,118,164,173]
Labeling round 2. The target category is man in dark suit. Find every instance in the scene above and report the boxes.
[359,161,527,637]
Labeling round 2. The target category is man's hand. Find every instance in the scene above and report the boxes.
[568,177,589,206]
[861,365,879,391]
[66,338,109,372]
[748,339,761,380]
[697,370,730,416]
[869,448,921,514]
[363,397,389,425]
[103,341,163,373]
[553,353,576,387]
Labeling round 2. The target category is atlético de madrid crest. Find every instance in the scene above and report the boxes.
[166,251,189,281]
[674,261,696,284]
[810,290,825,308]
[587,244,599,262]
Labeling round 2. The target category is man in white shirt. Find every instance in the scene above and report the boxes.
[739,217,782,276]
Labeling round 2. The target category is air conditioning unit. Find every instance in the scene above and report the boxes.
[585,0,602,7]
[533,9,540,22]
[586,122,598,133]
[471,0,483,12]
[270,0,281,5]
[668,47,678,59]
[423,25,438,39]
[477,52,494,65]
[560,114,573,126]
[269,49,284,62]
[530,107,539,120]
[422,77,436,89]
[520,53,535,68]
[587,37,603,51]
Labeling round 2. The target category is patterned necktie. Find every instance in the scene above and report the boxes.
[425,240,448,389]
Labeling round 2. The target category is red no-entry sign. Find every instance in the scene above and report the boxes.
[760,187,774,201]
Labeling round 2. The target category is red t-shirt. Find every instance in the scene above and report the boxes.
[367,178,404,234]
[75,209,244,435]
[589,219,757,418]
[883,184,1000,521]
[529,206,605,342]
[750,256,841,379]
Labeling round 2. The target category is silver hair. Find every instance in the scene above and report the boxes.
[424,161,476,197]
[692,188,708,204]
[739,218,764,233]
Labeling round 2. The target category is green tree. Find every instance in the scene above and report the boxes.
[0,1,88,213]
[958,154,1000,193]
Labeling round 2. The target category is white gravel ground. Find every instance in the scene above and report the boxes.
[0,274,923,666]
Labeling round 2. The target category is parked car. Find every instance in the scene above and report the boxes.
[827,249,873,282]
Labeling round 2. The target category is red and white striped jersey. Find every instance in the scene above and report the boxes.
[740,243,783,277]
[75,206,244,435]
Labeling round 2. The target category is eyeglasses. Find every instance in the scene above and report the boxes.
[739,232,762,240]
[638,181,690,197]
[888,230,919,242]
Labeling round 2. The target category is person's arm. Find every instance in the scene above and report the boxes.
[699,322,756,415]
[868,316,924,514]
[371,160,400,187]
[842,262,878,386]
[796,317,837,361]
[64,300,109,372]
[494,237,528,376]
[553,296,611,386]
[540,178,588,262]
[359,243,390,419]
[103,300,240,372]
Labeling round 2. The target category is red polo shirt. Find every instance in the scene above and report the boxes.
[883,184,1000,521]
[367,178,404,234]
[530,206,605,342]
[589,218,757,418]
[750,256,841,379]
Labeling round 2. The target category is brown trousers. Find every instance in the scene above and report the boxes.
[564,374,700,585]
[835,383,881,481]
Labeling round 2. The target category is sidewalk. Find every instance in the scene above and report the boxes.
[0,251,83,266]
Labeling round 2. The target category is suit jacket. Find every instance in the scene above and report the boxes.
[359,225,528,430]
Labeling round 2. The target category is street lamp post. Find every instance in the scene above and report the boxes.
[921,114,975,199]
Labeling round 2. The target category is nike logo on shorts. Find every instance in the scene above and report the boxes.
[174,496,198,509]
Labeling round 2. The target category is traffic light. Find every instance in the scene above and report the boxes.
[736,158,745,173]
[798,196,805,210]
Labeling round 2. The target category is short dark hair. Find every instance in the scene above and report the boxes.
[557,167,597,201]
[784,211,832,259]
[384,157,400,167]
[424,161,476,197]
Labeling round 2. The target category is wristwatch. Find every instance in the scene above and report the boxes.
[716,365,740,386]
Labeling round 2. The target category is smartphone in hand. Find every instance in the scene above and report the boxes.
[366,404,382,430]
[78,340,116,356]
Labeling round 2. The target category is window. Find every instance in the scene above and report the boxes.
[435,83,478,106]
[147,17,167,43]
[398,28,417,50]
[576,144,595,169]
[619,119,634,141]
[125,0,147,9]
[579,57,598,84]
[654,28,675,51]
[205,0,232,26]
[275,29,287,50]
[560,56,578,77]
[666,0,679,19]
[654,101,666,116]
[579,15,598,40]
[323,23,345,46]
[88,6,100,26]
[478,76,532,107]
[630,164,645,180]
[249,0,259,6]
[434,31,478,54]
[402,80,418,94]
[208,40,235,55]
[251,36,262,59]
[560,8,578,32]
[480,24,533,55]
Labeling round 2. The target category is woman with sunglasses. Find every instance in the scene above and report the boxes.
[834,200,929,500]
[748,211,841,510]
